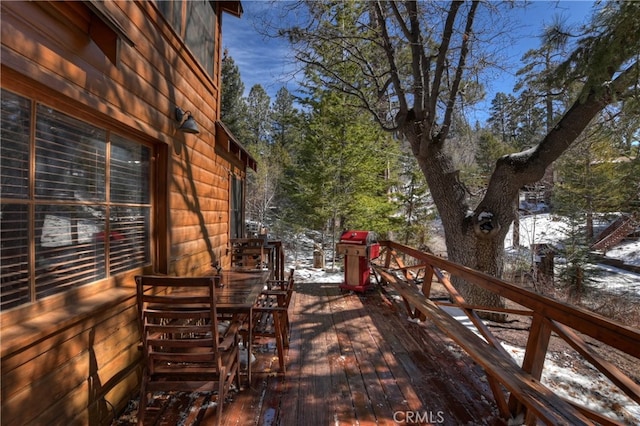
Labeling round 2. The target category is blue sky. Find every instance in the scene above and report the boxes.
[222,1,301,98]
[222,1,597,124]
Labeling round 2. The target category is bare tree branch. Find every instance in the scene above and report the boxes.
[428,1,463,124]
[440,0,479,143]
[487,59,639,202]
[373,1,408,113]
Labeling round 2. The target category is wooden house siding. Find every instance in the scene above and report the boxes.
[1,292,141,426]
[1,1,247,424]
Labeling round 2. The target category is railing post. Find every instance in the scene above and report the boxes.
[421,265,434,299]
[508,313,552,423]
[383,244,393,268]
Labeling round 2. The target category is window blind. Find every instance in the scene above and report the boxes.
[0,89,152,310]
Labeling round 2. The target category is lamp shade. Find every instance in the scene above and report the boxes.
[179,114,200,134]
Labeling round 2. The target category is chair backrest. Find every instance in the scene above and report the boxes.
[230,238,266,270]
[135,275,225,380]
[263,268,295,308]
[284,269,295,306]
[266,268,295,289]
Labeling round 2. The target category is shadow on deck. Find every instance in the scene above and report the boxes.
[113,280,504,425]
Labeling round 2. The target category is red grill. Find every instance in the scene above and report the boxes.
[336,230,379,292]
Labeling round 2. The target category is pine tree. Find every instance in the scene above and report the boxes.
[396,154,434,249]
[487,93,519,144]
[245,85,271,147]
[243,85,273,231]
[220,51,248,140]
[555,212,599,301]
[285,90,402,253]
[268,87,305,238]
[475,132,514,178]
[271,87,302,152]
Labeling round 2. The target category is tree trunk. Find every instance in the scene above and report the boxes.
[513,192,520,247]
[586,211,594,241]
[413,141,513,321]
[447,229,508,322]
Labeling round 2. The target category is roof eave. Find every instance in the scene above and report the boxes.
[218,1,243,18]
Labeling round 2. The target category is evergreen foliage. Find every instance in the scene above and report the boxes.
[487,93,519,144]
[220,51,249,141]
[284,91,403,243]
[553,123,640,238]
[555,1,640,103]
[245,85,272,146]
[271,88,302,151]
[475,132,514,178]
[555,212,600,300]
[395,154,435,248]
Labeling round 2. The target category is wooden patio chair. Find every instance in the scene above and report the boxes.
[249,268,295,373]
[229,238,266,270]
[263,268,295,343]
[135,275,240,426]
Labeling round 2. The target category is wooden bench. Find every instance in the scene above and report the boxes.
[373,266,592,425]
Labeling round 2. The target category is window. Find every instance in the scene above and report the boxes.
[156,0,217,77]
[0,90,152,310]
[230,174,244,238]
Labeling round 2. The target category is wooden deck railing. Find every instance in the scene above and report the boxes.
[372,240,640,426]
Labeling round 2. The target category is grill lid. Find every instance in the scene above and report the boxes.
[339,230,377,245]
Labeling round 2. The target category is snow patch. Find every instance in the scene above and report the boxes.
[478,211,494,221]
[503,342,640,424]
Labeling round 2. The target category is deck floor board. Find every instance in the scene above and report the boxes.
[113,280,504,425]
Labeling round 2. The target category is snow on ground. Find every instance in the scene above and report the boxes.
[505,213,640,300]
[608,240,640,267]
[505,342,640,424]
[591,263,640,299]
[439,305,640,424]
[504,213,569,248]
[284,217,640,425]
[294,268,343,283]
[505,213,640,265]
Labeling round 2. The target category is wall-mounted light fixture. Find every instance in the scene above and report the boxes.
[174,107,200,134]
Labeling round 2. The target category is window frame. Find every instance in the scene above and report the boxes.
[229,173,245,239]
[154,0,217,78]
[1,89,158,312]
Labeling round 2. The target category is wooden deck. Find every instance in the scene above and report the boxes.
[113,280,505,425]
